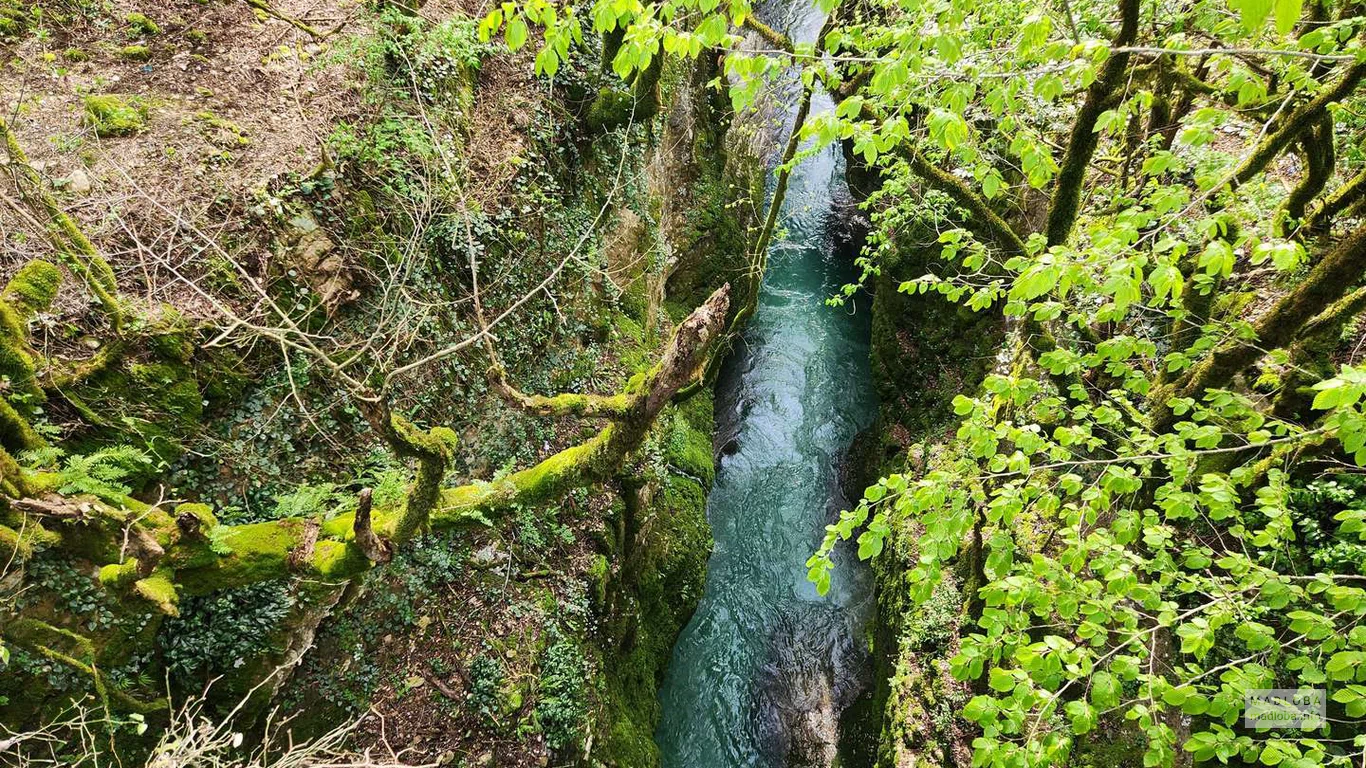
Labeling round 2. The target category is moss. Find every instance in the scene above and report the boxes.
[126,12,160,35]
[63,47,87,61]
[596,475,711,766]
[869,250,1003,441]
[0,0,33,40]
[0,297,42,406]
[310,539,371,579]
[596,397,715,766]
[507,432,607,505]
[145,309,195,363]
[133,571,180,616]
[82,95,149,137]
[1071,720,1147,768]
[4,260,61,321]
[196,348,249,407]
[0,396,43,453]
[0,523,31,561]
[5,617,96,662]
[587,87,635,130]
[586,553,610,611]
[117,44,151,61]
[99,558,142,588]
[174,502,217,530]
[663,391,715,486]
[175,519,300,594]
[76,358,203,467]
[192,111,251,147]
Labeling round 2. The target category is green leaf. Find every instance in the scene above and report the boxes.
[506,17,528,50]
[1234,0,1275,32]
[1090,671,1120,709]
[988,668,1016,692]
[1274,0,1303,33]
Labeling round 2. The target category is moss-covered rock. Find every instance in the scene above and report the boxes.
[3,260,61,321]
[83,95,149,137]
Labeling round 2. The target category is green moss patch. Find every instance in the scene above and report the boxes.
[117,45,151,61]
[4,260,61,321]
[133,572,180,616]
[82,95,149,137]
[125,12,160,35]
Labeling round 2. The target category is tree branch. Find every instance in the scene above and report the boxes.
[1152,221,1366,431]
[487,366,635,418]
[1306,164,1366,234]
[743,17,793,52]
[1284,114,1335,226]
[17,285,731,597]
[1232,61,1366,187]
[903,146,1028,253]
[1044,0,1141,246]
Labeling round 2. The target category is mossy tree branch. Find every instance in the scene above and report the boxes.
[1306,164,1366,234]
[1272,284,1366,419]
[902,146,1028,253]
[1232,61,1366,188]
[1150,221,1366,431]
[356,398,455,545]
[744,17,794,52]
[489,366,635,418]
[11,285,731,604]
[1283,114,1336,225]
[1044,0,1141,247]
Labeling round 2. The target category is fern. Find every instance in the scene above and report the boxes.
[18,446,65,470]
[272,482,343,519]
[55,447,153,497]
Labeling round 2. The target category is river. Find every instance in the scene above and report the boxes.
[655,5,880,764]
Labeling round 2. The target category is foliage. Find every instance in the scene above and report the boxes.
[160,581,295,686]
[537,627,589,754]
[467,652,506,725]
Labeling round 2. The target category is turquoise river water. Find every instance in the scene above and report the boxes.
[655,7,879,764]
